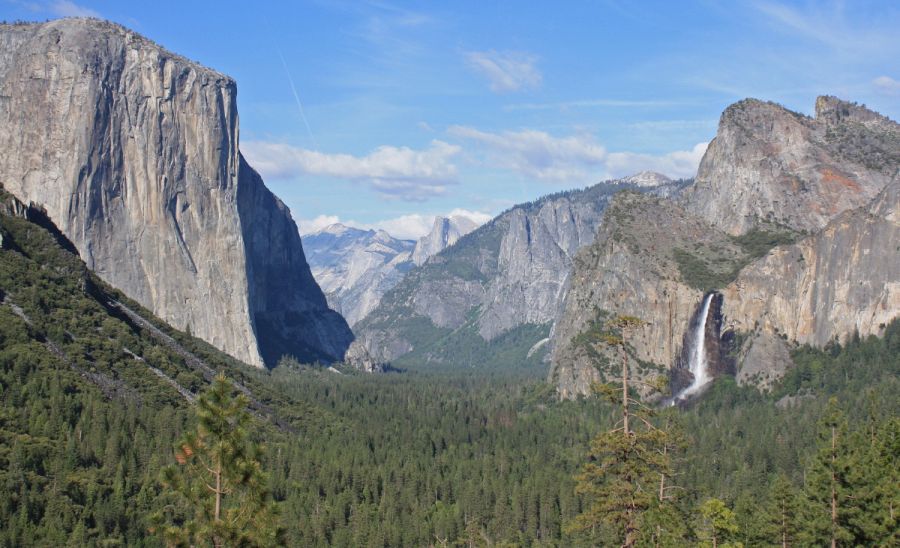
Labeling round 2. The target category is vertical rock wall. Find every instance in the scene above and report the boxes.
[0,19,352,367]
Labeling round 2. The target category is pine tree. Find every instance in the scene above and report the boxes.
[761,474,802,547]
[697,498,740,548]
[645,410,691,547]
[802,398,853,547]
[844,412,899,544]
[565,315,679,547]
[150,374,283,547]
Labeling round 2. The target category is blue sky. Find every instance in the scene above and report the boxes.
[4,1,899,238]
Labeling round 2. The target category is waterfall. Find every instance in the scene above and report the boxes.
[676,293,715,400]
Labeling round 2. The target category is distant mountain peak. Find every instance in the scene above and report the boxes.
[314,223,355,236]
[619,171,673,187]
[411,215,479,266]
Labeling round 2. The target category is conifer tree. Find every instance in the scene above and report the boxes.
[844,412,899,544]
[762,474,802,547]
[802,398,853,548]
[150,374,282,547]
[565,315,680,547]
[697,498,741,548]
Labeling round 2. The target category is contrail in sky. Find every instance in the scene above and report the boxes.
[277,48,319,150]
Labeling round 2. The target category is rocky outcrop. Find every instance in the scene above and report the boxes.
[682,97,899,235]
[349,175,690,369]
[304,224,415,327]
[721,178,900,376]
[411,216,478,266]
[549,193,746,398]
[304,217,483,328]
[0,19,352,367]
[552,97,899,398]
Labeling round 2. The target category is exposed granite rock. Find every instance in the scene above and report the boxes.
[411,216,478,266]
[304,224,415,327]
[0,19,352,367]
[349,175,691,369]
[549,192,744,398]
[552,97,899,398]
[237,158,353,365]
[734,331,793,390]
[721,178,900,383]
[682,96,899,235]
[304,217,481,328]
[341,340,387,373]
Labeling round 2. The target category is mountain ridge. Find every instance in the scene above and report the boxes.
[303,215,481,327]
[347,174,691,370]
[550,96,899,398]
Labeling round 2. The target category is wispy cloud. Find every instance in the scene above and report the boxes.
[297,214,342,235]
[242,140,461,202]
[606,142,709,180]
[48,0,100,17]
[448,126,605,180]
[465,50,542,93]
[873,75,900,96]
[448,125,707,181]
[751,0,897,55]
[505,98,683,111]
[298,208,492,239]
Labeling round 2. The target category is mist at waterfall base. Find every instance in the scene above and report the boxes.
[670,293,716,405]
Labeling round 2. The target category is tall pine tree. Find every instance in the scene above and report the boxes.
[150,374,283,547]
[565,316,682,547]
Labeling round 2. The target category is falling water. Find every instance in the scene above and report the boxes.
[676,293,715,400]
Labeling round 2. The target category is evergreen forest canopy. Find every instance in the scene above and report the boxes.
[0,193,896,546]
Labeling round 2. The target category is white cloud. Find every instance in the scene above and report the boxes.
[242,140,461,202]
[448,126,607,180]
[505,98,684,111]
[298,209,492,240]
[465,50,542,93]
[447,208,493,226]
[448,125,707,182]
[364,214,435,240]
[606,142,709,180]
[752,1,896,56]
[297,214,341,235]
[49,0,100,17]
[873,75,900,95]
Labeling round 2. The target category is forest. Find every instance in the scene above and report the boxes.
[0,195,897,546]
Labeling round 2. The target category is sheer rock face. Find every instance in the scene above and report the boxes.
[410,216,478,266]
[0,19,352,367]
[548,193,741,399]
[682,96,899,236]
[348,175,689,369]
[303,218,478,329]
[304,224,415,328]
[722,178,900,355]
[551,97,899,398]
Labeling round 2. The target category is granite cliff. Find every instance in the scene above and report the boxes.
[682,96,899,235]
[304,224,415,327]
[348,175,690,370]
[548,192,749,398]
[304,216,480,328]
[551,97,899,397]
[721,177,900,388]
[410,215,478,266]
[0,19,352,367]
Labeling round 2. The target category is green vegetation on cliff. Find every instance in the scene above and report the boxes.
[0,197,896,546]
